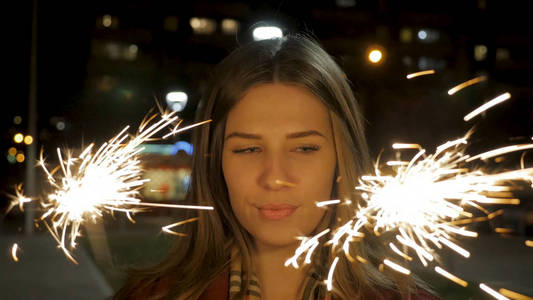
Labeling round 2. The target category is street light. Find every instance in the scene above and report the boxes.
[252,25,283,41]
[166,91,188,112]
[367,45,385,65]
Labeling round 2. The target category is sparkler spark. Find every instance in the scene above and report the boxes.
[316,199,341,207]
[287,133,533,294]
[406,70,435,79]
[447,76,487,95]
[17,111,212,263]
[326,256,339,291]
[498,288,533,300]
[480,283,509,300]
[494,228,514,234]
[6,183,34,213]
[463,92,511,121]
[162,217,199,236]
[434,266,468,287]
[274,179,297,188]
[383,259,411,275]
[11,243,20,262]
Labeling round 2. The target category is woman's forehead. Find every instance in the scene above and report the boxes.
[225,83,332,133]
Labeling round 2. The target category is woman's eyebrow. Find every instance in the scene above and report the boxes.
[225,132,261,140]
[286,130,326,139]
[225,130,326,140]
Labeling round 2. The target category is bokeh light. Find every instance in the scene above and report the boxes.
[15,153,25,163]
[24,135,33,145]
[102,14,112,28]
[13,133,24,144]
[7,154,16,164]
[8,147,17,156]
[368,49,383,64]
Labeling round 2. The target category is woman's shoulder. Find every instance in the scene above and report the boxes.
[198,267,230,300]
[411,289,439,300]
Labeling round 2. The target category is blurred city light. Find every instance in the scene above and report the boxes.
[190,17,217,34]
[140,141,193,156]
[221,18,239,35]
[7,154,16,164]
[496,48,510,61]
[474,45,488,61]
[166,91,188,112]
[163,16,179,32]
[13,116,22,125]
[102,14,112,28]
[125,44,138,61]
[8,147,17,156]
[24,135,33,145]
[16,153,25,163]
[171,141,194,155]
[418,30,428,40]
[56,121,66,131]
[252,26,283,41]
[417,56,446,70]
[335,0,356,8]
[13,133,24,144]
[368,48,384,64]
[417,28,440,43]
[400,27,413,43]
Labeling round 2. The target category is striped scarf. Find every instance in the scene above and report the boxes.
[229,250,332,300]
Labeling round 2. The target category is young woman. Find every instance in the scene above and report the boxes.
[115,34,437,300]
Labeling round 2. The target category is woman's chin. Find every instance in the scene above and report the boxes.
[252,232,301,250]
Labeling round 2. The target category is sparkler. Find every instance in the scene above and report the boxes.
[286,73,532,298]
[288,135,532,293]
[12,111,212,263]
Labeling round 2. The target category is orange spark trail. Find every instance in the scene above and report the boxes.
[448,76,487,95]
[406,69,435,79]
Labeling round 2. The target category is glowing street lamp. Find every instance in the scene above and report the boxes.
[166,91,188,112]
[252,25,283,41]
[367,46,385,65]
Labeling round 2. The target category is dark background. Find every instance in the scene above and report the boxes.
[3,0,533,189]
[1,1,532,299]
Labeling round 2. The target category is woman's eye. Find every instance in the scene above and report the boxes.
[233,147,261,154]
[295,145,320,153]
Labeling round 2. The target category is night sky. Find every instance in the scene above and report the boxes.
[3,0,533,203]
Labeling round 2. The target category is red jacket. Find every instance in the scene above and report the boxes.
[198,268,439,300]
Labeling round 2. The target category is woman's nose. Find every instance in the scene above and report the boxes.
[258,153,295,190]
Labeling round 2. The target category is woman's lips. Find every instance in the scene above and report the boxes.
[257,204,297,220]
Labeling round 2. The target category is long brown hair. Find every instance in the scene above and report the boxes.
[115,34,422,300]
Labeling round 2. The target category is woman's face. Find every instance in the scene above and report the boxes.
[222,83,337,249]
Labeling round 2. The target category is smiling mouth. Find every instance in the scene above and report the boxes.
[257,204,297,220]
